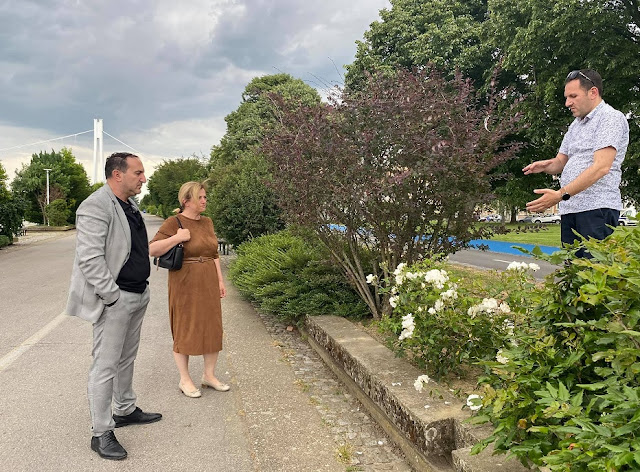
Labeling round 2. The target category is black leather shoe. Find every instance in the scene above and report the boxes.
[91,431,127,460]
[113,406,162,428]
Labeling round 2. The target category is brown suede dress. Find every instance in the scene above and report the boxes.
[151,214,222,355]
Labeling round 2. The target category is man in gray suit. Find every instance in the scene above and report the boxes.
[67,152,161,460]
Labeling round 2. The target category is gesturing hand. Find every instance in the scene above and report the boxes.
[523,160,551,175]
[525,189,562,213]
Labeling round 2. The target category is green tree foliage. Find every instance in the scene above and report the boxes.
[485,0,640,204]
[345,0,640,207]
[0,162,10,199]
[10,148,91,224]
[0,161,27,239]
[146,157,208,218]
[214,73,322,165]
[207,154,283,246]
[261,68,522,318]
[345,0,491,91]
[45,199,71,226]
[208,74,321,245]
[139,193,152,210]
[89,182,104,193]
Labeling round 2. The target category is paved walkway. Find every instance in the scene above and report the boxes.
[221,257,412,471]
[248,292,412,470]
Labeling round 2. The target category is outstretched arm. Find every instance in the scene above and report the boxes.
[525,147,616,212]
[522,153,568,175]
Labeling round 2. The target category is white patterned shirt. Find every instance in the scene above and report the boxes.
[558,101,629,214]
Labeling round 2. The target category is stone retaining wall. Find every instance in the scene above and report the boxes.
[305,315,530,472]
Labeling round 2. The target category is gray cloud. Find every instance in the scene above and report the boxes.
[0,0,389,180]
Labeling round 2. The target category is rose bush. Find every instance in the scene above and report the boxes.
[375,258,542,379]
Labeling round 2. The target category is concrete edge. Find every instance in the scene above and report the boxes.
[305,332,450,472]
[304,314,531,472]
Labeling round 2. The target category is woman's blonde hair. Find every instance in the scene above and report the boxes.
[178,181,208,212]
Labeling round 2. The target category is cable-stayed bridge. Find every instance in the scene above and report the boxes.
[0,119,168,184]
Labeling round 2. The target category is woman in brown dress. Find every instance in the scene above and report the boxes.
[149,181,229,398]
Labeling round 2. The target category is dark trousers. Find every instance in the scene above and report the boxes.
[561,208,619,258]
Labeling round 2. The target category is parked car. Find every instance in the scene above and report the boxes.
[481,214,502,222]
[619,215,638,226]
[532,214,561,224]
[517,215,534,223]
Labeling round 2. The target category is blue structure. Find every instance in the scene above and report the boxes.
[468,240,560,256]
[327,224,560,257]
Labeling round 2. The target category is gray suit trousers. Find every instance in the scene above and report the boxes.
[88,288,150,436]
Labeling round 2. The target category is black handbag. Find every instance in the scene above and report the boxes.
[153,216,184,271]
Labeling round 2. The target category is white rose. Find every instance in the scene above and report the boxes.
[466,394,482,411]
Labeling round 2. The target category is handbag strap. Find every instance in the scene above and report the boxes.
[174,216,184,248]
[154,215,185,272]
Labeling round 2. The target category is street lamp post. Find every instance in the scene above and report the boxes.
[43,168,52,226]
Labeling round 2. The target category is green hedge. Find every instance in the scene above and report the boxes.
[229,230,368,322]
[0,235,10,248]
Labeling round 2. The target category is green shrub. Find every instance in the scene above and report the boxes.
[146,205,157,215]
[376,258,541,379]
[46,199,71,226]
[207,154,285,247]
[0,197,27,239]
[473,227,640,471]
[0,235,10,248]
[229,230,368,322]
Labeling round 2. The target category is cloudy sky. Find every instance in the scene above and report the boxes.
[0,0,390,186]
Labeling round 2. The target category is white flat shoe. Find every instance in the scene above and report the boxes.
[179,382,201,398]
[201,376,230,392]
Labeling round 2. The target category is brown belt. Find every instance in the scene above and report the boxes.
[182,256,216,264]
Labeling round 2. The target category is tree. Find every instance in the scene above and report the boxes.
[139,193,152,211]
[345,0,491,91]
[208,74,321,245]
[483,0,640,204]
[46,199,71,226]
[344,0,537,216]
[0,162,26,239]
[207,153,284,246]
[262,68,522,319]
[146,157,208,218]
[10,148,91,224]
[214,74,322,165]
[345,0,640,208]
[0,162,11,201]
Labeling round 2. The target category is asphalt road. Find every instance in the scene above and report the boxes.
[447,248,559,279]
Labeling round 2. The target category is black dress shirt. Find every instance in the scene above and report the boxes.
[115,198,150,293]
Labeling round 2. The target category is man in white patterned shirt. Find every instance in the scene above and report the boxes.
[523,69,629,257]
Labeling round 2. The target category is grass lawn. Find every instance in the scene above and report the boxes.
[484,222,635,247]
[489,223,561,247]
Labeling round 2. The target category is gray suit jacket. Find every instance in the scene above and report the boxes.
[66,184,140,323]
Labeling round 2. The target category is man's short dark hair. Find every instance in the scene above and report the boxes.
[105,152,139,180]
[565,69,603,97]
